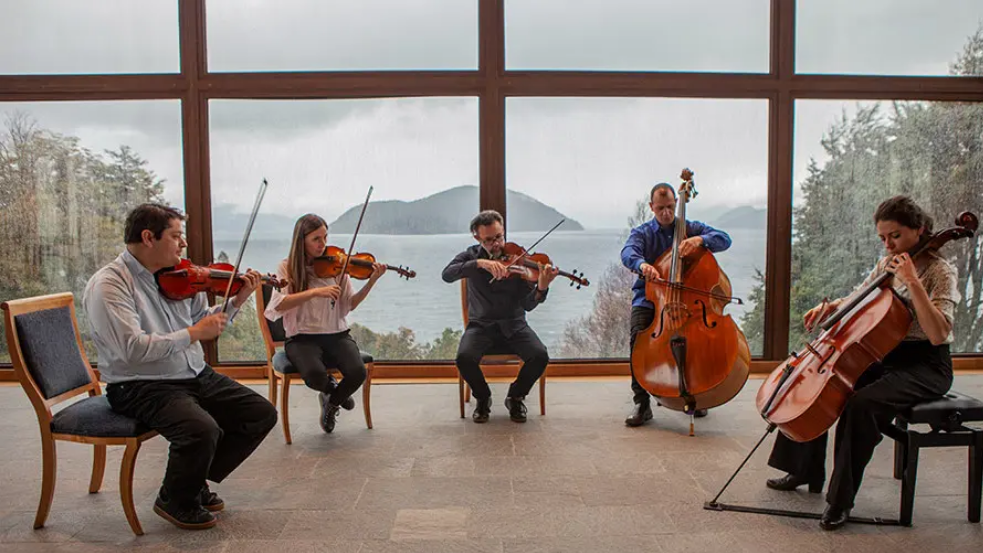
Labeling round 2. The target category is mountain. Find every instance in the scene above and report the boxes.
[714,205,767,230]
[328,185,584,234]
[211,203,298,241]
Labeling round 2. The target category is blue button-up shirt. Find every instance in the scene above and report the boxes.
[621,218,732,309]
[83,250,239,384]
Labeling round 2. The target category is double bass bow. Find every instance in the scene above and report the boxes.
[630,168,751,436]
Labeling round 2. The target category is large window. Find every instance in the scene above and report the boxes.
[505,0,770,72]
[790,100,983,354]
[796,0,983,76]
[507,98,769,358]
[206,0,479,72]
[0,0,179,75]
[0,101,184,363]
[209,98,479,362]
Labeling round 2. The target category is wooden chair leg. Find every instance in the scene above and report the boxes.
[458,376,466,418]
[34,434,57,529]
[362,365,374,429]
[539,374,546,416]
[120,438,144,536]
[281,374,293,444]
[89,443,107,493]
[268,363,277,407]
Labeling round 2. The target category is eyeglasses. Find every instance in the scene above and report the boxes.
[477,233,505,246]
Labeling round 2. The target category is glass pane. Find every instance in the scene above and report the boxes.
[507,98,769,359]
[206,0,478,72]
[0,0,178,74]
[791,100,983,354]
[506,0,770,72]
[210,98,478,362]
[0,101,185,363]
[797,0,983,76]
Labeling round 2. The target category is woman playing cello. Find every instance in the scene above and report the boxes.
[765,196,959,530]
[264,214,386,433]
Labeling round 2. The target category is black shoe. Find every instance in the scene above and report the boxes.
[766,473,824,493]
[154,488,216,530]
[625,403,654,427]
[505,397,527,423]
[693,408,708,418]
[319,392,340,433]
[199,484,224,512]
[472,397,491,423]
[340,395,355,411]
[819,504,850,531]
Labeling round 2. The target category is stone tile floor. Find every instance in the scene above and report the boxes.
[0,376,981,552]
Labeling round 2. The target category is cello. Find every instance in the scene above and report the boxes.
[630,168,751,435]
[756,211,979,443]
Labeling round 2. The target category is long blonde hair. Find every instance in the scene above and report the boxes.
[287,214,328,293]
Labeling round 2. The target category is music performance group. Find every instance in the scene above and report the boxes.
[78,169,976,532]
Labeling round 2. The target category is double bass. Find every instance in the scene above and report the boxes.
[631,168,751,434]
[757,211,979,443]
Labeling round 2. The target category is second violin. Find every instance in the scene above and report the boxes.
[312,245,416,280]
[492,242,590,289]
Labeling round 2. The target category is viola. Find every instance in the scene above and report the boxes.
[756,211,979,443]
[630,168,750,435]
[312,245,416,280]
[155,258,286,301]
[491,242,589,289]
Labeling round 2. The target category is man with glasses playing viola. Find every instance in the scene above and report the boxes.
[442,210,559,423]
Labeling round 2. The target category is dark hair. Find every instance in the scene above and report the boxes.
[650,183,676,202]
[124,203,185,244]
[469,210,504,234]
[874,195,934,235]
[288,214,328,293]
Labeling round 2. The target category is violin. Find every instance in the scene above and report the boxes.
[155,258,286,301]
[630,168,750,435]
[757,211,979,443]
[312,245,416,280]
[491,242,589,289]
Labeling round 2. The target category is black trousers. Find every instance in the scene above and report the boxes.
[455,322,549,400]
[767,341,952,509]
[106,366,277,510]
[285,331,367,406]
[629,306,656,405]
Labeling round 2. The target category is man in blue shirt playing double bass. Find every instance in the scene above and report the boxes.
[620,182,732,427]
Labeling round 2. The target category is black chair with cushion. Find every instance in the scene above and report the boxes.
[255,285,374,444]
[1,293,158,536]
[886,390,983,526]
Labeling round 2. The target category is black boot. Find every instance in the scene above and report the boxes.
[319,392,340,433]
[766,473,824,493]
[153,487,216,530]
[505,397,527,423]
[625,402,653,427]
[199,484,225,512]
[472,397,491,423]
[819,504,850,531]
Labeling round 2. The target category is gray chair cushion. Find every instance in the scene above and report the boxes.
[272,349,373,374]
[14,307,92,399]
[50,396,150,437]
[902,390,983,426]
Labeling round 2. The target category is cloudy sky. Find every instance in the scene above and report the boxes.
[2,0,981,229]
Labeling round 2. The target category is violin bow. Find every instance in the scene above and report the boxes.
[490,218,565,283]
[220,178,269,314]
[333,185,374,307]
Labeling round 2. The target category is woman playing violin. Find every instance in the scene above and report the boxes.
[441,210,559,424]
[264,214,386,433]
[766,195,959,531]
